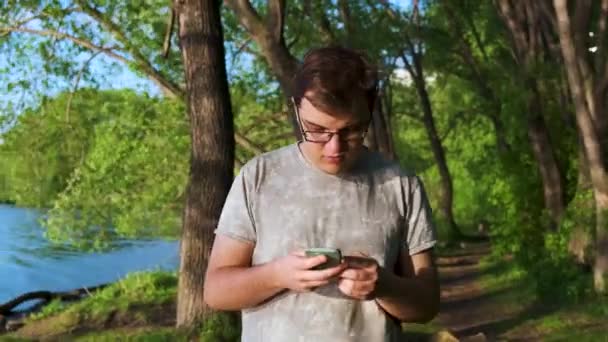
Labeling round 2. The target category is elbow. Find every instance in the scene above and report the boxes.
[396,293,440,324]
[203,271,223,310]
[412,294,440,323]
[411,306,439,324]
[399,307,438,324]
[203,288,219,310]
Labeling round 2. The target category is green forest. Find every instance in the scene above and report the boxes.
[1,0,607,340]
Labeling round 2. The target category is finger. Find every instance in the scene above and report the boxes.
[339,279,375,299]
[340,268,374,281]
[299,263,347,281]
[298,254,327,269]
[339,279,366,300]
[338,278,355,295]
[343,256,374,269]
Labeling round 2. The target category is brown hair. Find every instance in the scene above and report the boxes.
[292,46,378,117]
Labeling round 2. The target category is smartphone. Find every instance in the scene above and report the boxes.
[305,247,342,270]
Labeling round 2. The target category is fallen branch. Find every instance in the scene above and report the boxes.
[0,283,109,317]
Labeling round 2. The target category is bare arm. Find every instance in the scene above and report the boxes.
[375,249,440,323]
[203,235,281,310]
[204,235,346,311]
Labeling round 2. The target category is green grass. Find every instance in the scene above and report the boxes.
[0,337,31,342]
[476,257,608,339]
[73,327,188,342]
[28,270,177,323]
[402,321,442,335]
[5,271,240,341]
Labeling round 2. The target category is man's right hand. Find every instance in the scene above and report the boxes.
[271,251,347,292]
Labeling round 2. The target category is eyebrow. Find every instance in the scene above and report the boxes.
[303,119,364,131]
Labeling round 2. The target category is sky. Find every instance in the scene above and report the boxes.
[0,0,414,124]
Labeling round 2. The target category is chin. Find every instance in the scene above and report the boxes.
[320,160,351,175]
[321,165,341,175]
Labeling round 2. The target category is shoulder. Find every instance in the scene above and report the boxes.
[358,148,417,182]
[238,143,297,188]
[357,149,428,199]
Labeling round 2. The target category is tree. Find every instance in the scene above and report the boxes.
[495,0,566,229]
[0,1,265,157]
[224,0,396,158]
[553,0,608,293]
[379,0,463,238]
[174,0,235,327]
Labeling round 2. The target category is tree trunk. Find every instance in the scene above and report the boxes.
[442,2,510,154]
[417,78,462,239]
[526,82,565,229]
[554,0,608,293]
[175,0,235,327]
[225,0,397,153]
[569,140,594,265]
[370,93,396,160]
[399,35,461,239]
[497,0,568,231]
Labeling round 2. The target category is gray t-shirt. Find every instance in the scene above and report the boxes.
[215,142,437,342]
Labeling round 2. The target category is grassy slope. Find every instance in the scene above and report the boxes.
[2,255,607,341]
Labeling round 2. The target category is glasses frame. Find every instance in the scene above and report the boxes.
[291,97,372,144]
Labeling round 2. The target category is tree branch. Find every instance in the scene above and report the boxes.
[162,8,176,58]
[595,0,608,83]
[230,37,253,72]
[338,0,354,45]
[462,6,489,61]
[234,133,265,155]
[267,0,286,43]
[496,0,529,64]
[224,0,266,37]
[301,0,336,44]
[398,110,423,122]
[440,111,465,141]
[65,50,102,124]
[0,26,129,63]
[75,1,184,98]
[400,49,418,82]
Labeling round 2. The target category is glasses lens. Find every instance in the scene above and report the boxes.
[344,131,366,141]
[305,131,333,142]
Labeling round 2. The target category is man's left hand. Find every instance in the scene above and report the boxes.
[338,254,383,300]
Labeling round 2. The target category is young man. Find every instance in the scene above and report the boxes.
[204,46,439,341]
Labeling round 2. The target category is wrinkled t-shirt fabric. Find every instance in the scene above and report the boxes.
[214,142,437,342]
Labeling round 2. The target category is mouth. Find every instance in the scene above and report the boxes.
[324,156,344,164]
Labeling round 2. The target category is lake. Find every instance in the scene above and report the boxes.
[0,205,179,306]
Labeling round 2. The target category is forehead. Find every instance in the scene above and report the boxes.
[298,97,368,128]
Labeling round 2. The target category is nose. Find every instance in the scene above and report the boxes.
[324,133,343,155]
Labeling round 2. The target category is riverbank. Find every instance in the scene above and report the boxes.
[2,243,607,341]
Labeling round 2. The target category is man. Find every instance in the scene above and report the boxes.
[204,46,439,341]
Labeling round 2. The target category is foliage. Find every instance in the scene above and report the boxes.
[199,312,241,342]
[1,0,606,309]
[0,89,188,249]
[42,90,188,249]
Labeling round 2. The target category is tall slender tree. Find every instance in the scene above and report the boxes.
[174,0,235,326]
[553,0,608,293]
[496,0,566,229]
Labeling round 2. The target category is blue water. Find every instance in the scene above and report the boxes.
[0,205,179,305]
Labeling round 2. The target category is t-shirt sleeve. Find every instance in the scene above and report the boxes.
[404,176,437,255]
[214,168,257,243]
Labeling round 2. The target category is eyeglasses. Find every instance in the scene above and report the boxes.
[291,97,371,143]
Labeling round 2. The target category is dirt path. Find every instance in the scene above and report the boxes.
[435,242,525,341]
